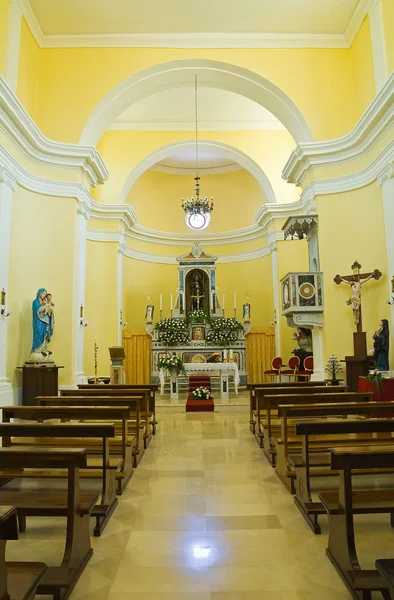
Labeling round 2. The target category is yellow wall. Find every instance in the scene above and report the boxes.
[84,241,119,376]
[351,16,376,121]
[122,255,274,331]
[317,184,390,363]
[0,0,8,78]
[94,129,299,206]
[7,189,76,387]
[382,0,394,75]
[37,47,357,143]
[128,169,265,233]
[17,18,40,122]
[277,239,310,360]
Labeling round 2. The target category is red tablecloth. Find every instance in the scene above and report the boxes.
[358,376,394,401]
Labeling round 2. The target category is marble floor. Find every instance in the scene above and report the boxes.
[6,407,394,599]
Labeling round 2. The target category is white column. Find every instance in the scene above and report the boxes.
[117,241,124,345]
[378,163,394,369]
[367,0,389,92]
[73,206,88,384]
[270,241,281,356]
[0,169,17,405]
[311,326,325,381]
[5,0,23,93]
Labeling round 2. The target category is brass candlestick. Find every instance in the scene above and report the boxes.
[94,340,99,383]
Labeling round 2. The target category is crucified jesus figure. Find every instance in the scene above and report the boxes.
[334,261,382,329]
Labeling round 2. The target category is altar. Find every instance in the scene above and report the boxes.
[159,362,239,400]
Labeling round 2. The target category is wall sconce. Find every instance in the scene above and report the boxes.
[0,289,12,317]
[387,276,394,305]
[80,318,90,327]
[120,310,128,327]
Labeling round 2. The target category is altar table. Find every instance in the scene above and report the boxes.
[159,362,239,400]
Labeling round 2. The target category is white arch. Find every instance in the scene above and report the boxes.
[119,140,276,204]
[80,59,313,146]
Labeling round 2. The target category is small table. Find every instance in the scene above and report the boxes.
[160,362,240,400]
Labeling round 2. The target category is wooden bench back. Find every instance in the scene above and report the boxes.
[330,445,394,470]
[0,447,88,469]
[296,418,394,436]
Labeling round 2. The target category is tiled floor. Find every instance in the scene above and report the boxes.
[6,407,394,599]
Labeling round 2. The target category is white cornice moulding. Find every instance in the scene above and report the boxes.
[118,243,272,264]
[283,72,394,186]
[90,201,138,229]
[110,120,286,132]
[0,76,109,187]
[0,143,93,216]
[17,0,368,50]
[149,163,243,176]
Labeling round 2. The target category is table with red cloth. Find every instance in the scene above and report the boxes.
[358,376,394,401]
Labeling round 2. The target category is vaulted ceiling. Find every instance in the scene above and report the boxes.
[28,0,360,36]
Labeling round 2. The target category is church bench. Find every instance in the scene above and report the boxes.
[376,560,394,600]
[291,416,394,533]
[320,446,394,600]
[0,447,97,600]
[3,405,135,495]
[0,421,118,536]
[247,381,326,433]
[37,395,145,466]
[263,391,370,466]
[0,505,47,600]
[273,399,390,493]
[254,385,348,448]
[78,384,158,435]
[61,388,151,447]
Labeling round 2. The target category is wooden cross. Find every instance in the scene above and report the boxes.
[334,261,382,356]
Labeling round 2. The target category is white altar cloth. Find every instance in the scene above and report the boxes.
[159,362,239,397]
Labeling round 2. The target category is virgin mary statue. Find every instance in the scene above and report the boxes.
[29,288,55,361]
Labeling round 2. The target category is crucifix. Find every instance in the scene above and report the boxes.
[333,260,382,356]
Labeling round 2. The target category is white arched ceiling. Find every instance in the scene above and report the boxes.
[119,140,276,204]
[80,59,313,146]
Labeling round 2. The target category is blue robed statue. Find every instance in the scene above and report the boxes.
[30,288,55,361]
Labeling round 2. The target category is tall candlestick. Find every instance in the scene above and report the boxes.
[159,293,163,311]
[234,291,237,310]
[222,293,225,310]
[170,294,173,311]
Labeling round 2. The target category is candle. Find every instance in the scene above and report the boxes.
[230,349,233,359]
[222,293,225,310]
[160,293,163,311]
[223,349,227,362]
[234,291,237,310]
[170,294,173,311]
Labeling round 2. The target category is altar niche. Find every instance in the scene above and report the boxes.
[186,269,209,316]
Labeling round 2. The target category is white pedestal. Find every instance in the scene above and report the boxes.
[220,372,230,400]
[170,373,179,401]
[110,365,124,385]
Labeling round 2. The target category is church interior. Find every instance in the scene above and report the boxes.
[1,0,394,598]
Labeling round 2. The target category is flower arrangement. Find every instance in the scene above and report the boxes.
[192,386,213,400]
[325,355,343,382]
[188,309,209,324]
[206,317,243,346]
[210,317,243,331]
[157,354,185,375]
[155,318,190,346]
[366,368,385,388]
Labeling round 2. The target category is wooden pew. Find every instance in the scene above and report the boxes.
[247,381,326,433]
[376,560,394,600]
[0,421,118,536]
[3,405,134,495]
[78,384,158,434]
[254,385,347,448]
[61,389,151,447]
[320,446,394,600]
[0,447,97,600]
[0,505,46,600]
[37,395,144,467]
[292,412,394,533]
[263,392,371,467]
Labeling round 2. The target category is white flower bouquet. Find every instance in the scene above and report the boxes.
[191,386,213,400]
[157,354,185,375]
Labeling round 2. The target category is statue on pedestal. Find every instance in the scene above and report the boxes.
[190,272,205,311]
[29,288,55,362]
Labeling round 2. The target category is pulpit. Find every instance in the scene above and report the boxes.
[18,364,63,406]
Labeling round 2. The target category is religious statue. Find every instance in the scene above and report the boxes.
[334,262,382,326]
[373,319,390,371]
[243,303,251,322]
[190,272,205,311]
[29,288,55,362]
[145,304,154,324]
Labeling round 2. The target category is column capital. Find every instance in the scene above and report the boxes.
[377,161,394,187]
[0,167,17,191]
[76,198,91,220]
[268,230,284,252]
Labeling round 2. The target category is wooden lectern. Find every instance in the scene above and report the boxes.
[108,347,126,384]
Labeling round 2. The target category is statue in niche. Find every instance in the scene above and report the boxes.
[145,304,154,324]
[29,288,55,362]
[190,272,205,311]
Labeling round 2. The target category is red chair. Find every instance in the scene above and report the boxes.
[296,356,314,381]
[264,357,283,382]
[281,356,300,381]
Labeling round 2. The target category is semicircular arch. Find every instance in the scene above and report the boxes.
[119,140,276,204]
[80,59,313,146]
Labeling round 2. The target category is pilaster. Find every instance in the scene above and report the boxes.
[117,238,125,345]
[73,203,89,384]
[378,161,394,368]
[367,0,389,92]
[268,232,283,356]
[0,169,17,404]
[5,0,22,93]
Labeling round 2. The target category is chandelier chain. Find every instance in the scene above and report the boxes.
[195,74,199,176]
